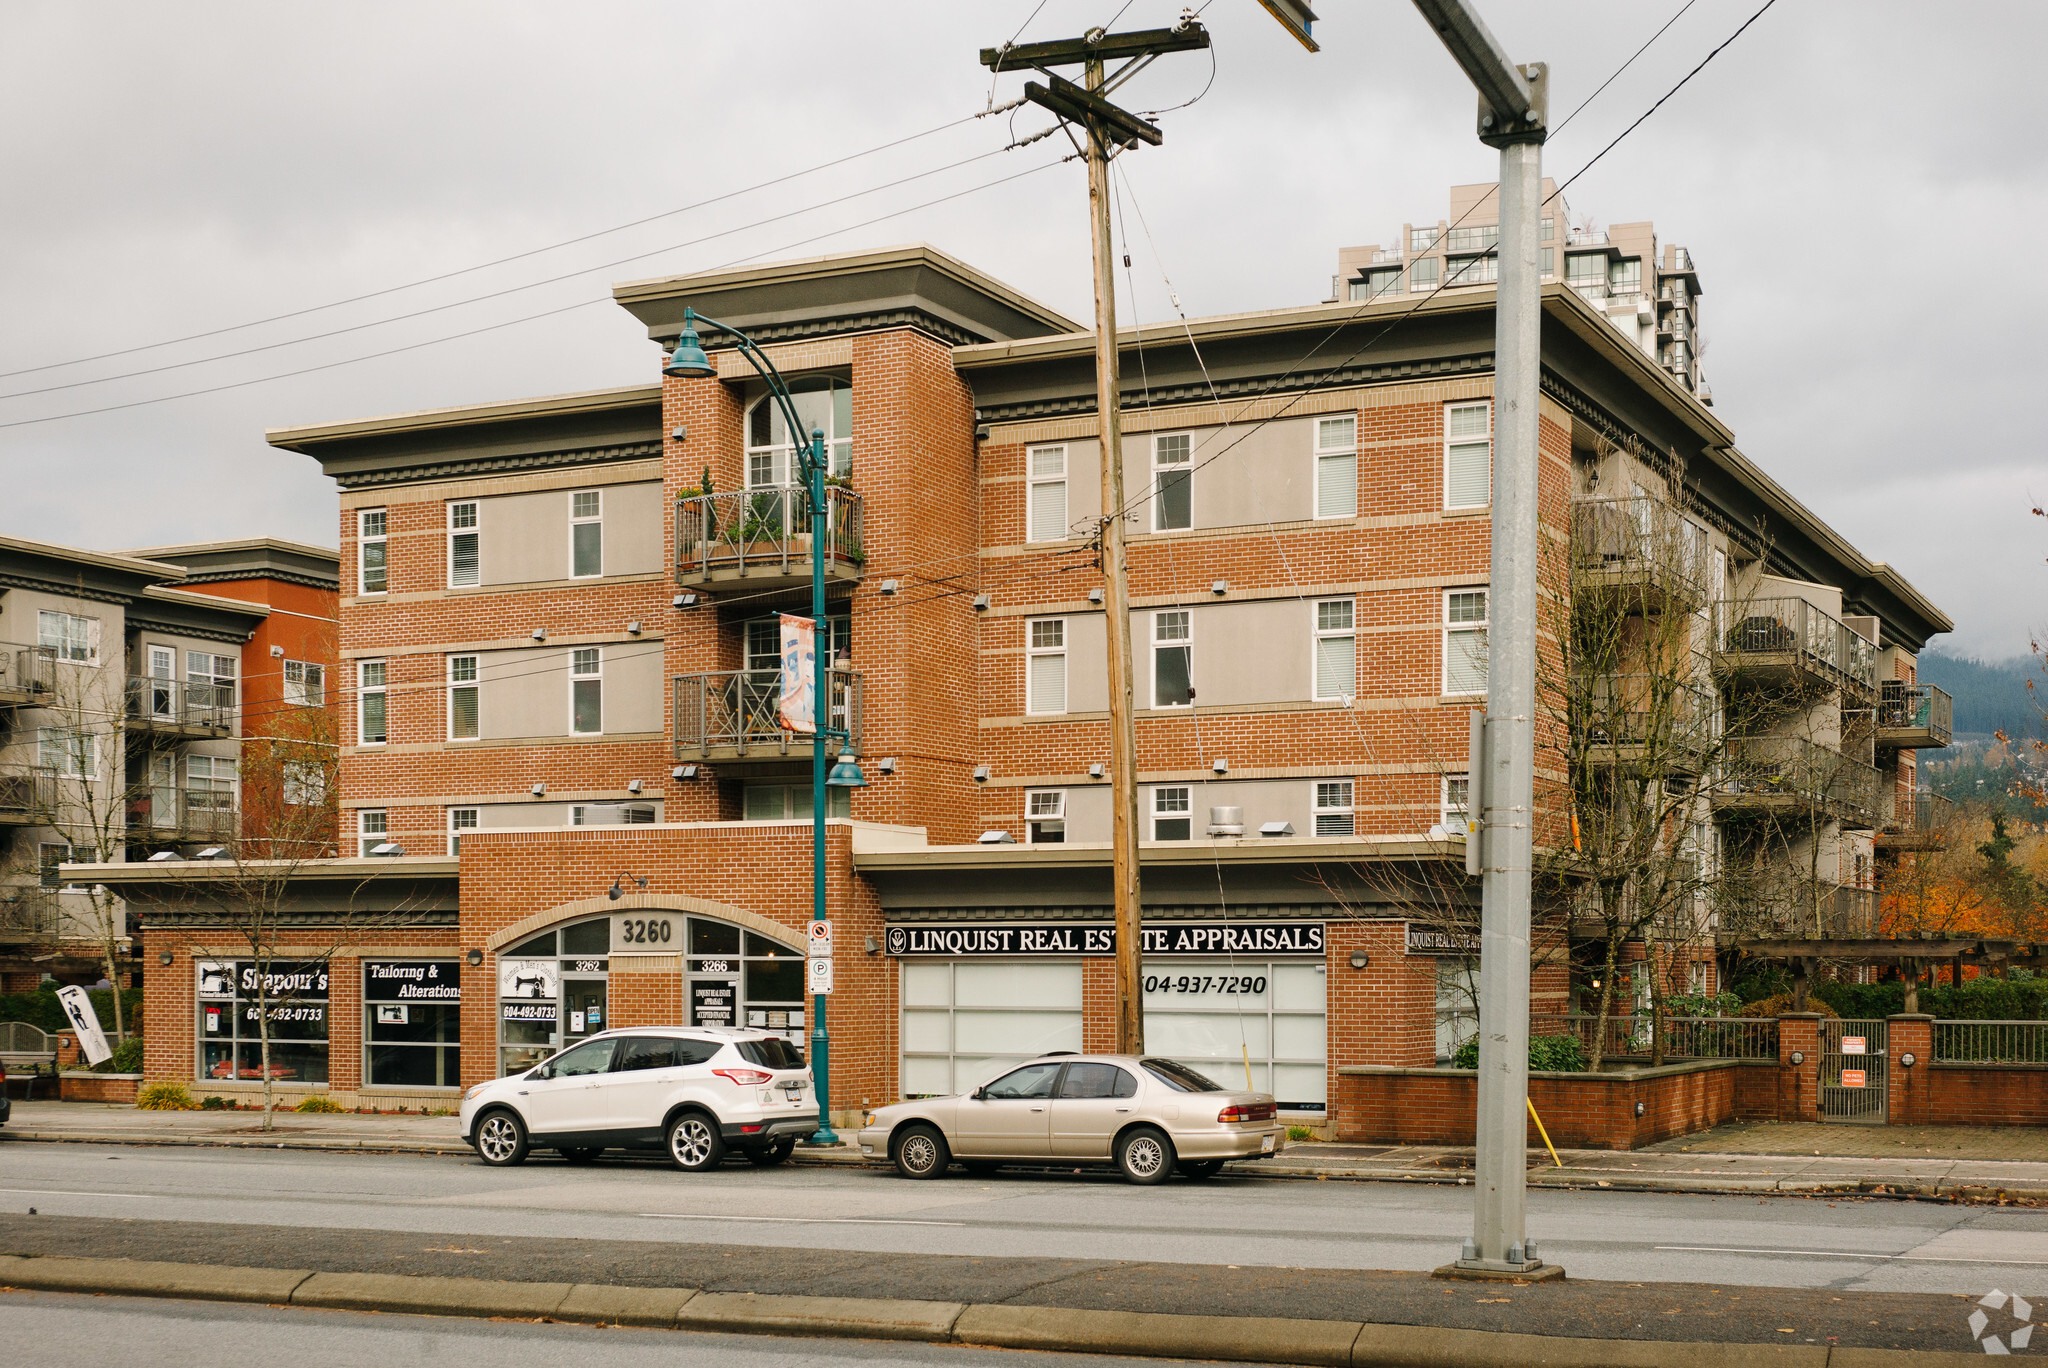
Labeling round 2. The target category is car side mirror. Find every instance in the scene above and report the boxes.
[971,1086,987,1100]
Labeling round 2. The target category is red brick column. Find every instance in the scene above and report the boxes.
[1887,1014,1933,1126]
[1779,1012,1821,1122]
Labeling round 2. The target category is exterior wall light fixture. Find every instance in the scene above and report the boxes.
[530,783,546,797]
[159,950,174,966]
[972,593,991,612]
[607,871,650,901]
[1349,950,1369,969]
[466,948,484,967]
[973,765,991,782]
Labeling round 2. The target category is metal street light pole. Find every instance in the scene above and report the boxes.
[666,308,863,1145]
[1406,0,1556,1278]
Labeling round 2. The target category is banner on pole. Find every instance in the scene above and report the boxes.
[778,612,816,735]
[56,985,112,1065]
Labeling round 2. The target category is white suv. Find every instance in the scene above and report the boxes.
[460,1026,817,1171]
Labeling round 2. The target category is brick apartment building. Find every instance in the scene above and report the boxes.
[84,244,1951,1133]
[2,536,337,993]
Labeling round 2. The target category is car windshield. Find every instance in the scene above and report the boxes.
[737,1038,806,1071]
[1141,1058,1225,1093]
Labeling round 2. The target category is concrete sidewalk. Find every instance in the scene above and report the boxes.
[5,1102,2046,1200]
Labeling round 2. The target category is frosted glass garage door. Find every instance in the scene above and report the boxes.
[900,960,1083,1099]
[1143,961,1327,1109]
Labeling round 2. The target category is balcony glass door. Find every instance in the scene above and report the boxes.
[149,646,175,719]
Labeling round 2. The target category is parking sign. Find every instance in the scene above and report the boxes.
[808,919,834,958]
[806,955,833,994]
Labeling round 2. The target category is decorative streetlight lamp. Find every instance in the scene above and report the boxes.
[665,306,864,1145]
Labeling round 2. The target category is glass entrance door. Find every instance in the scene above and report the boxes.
[562,978,607,1045]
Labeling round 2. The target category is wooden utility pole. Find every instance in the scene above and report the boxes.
[981,22,1209,1055]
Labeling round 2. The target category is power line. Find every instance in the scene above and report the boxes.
[1548,0,1700,137]
[0,157,1073,433]
[0,110,1002,385]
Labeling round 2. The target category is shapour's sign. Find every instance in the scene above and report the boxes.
[885,921,1324,958]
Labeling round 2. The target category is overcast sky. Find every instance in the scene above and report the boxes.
[2,1,2040,659]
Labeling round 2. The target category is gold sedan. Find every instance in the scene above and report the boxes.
[856,1054,1285,1184]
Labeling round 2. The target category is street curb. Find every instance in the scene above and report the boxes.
[0,1253,1992,1366]
[4,1128,2044,1201]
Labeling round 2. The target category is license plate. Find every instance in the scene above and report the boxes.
[1261,1134,1275,1153]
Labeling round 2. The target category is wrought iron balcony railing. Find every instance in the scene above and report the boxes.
[1712,735,1880,828]
[1876,681,1953,748]
[128,787,239,841]
[0,886,58,940]
[0,765,56,826]
[125,677,235,735]
[675,485,864,588]
[0,643,58,703]
[1879,790,1955,849]
[1713,597,1878,696]
[1572,673,1716,770]
[1572,496,1710,610]
[672,668,864,763]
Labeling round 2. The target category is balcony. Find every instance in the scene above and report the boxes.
[127,788,239,843]
[0,765,56,827]
[1574,674,1714,774]
[1876,682,1952,749]
[672,668,864,765]
[126,678,234,739]
[1717,878,1878,941]
[1572,497,1708,612]
[0,643,56,707]
[0,887,57,941]
[1713,598,1878,700]
[1877,790,1956,852]
[675,486,864,595]
[1711,736,1880,828]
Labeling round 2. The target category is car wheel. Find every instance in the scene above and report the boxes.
[891,1123,950,1179]
[559,1147,603,1165]
[474,1109,529,1167]
[667,1112,724,1172]
[746,1136,796,1166]
[1116,1126,1176,1185]
[1182,1159,1225,1179]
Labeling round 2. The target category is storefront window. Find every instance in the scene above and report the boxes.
[900,960,1084,1098]
[364,961,461,1088]
[494,913,804,1079]
[197,959,330,1085]
[1142,961,1326,1110]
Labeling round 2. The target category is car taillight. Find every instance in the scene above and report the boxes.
[713,1068,773,1087]
[1217,1102,1277,1123]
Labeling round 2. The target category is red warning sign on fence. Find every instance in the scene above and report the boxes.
[1841,1036,1867,1055]
[1840,1069,1867,1088]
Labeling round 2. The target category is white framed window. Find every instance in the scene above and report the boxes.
[741,783,851,820]
[1443,775,1472,836]
[1313,599,1356,701]
[1026,618,1067,715]
[1152,786,1192,841]
[1152,610,1192,708]
[283,660,324,707]
[1027,445,1069,543]
[358,660,388,746]
[746,376,852,484]
[1444,400,1492,510]
[37,610,98,664]
[38,841,74,889]
[282,761,326,807]
[187,754,236,814]
[1444,589,1489,696]
[358,809,388,858]
[447,500,480,588]
[570,489,603,577]
[1447,224,1498,254]
[1409,256,1440,290]
[448,654,479,741]
[1314,415,1357,519]
[1410,227,1439,252]
[187,651,235,709]
[1314,780,1355,837]
[358,509,388,595]
[38,726,95,778]
[570,648,602,735]
[1026,789,1066,844]
[449,807,478,855]
[1445,254,1498,286]
[1152,432,1192,532]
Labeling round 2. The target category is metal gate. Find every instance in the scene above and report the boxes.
[1820,1018,1887,1122]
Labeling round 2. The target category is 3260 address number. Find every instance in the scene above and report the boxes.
[618,918,673,945]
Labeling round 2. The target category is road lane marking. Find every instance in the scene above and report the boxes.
[1657,1245,2048,1267]
[638,1213,967,1227]
[0,1189,169,1199]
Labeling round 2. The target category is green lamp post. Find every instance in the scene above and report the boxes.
[665,305,864,1144]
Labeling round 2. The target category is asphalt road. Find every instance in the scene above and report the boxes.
[1,1289,1187,1368]
[1,1142,2044,1296]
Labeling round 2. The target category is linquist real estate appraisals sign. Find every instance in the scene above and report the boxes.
[885,921,1325,958]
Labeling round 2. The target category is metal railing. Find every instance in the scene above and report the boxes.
[1877,681,1953,746]
[129,787,239,841]
[1572,497,1709,599]
[0,887,58,939]
[1714,598,1878,693]
[1720,878,1878,938]
[125,677,235,732]
[0,764,56,823]
[1574,673,1715,752]
[1933,1021,2048,1065]
[675,485,863,582]
[1715,736,1881,827]
[1529,1014,1779,1061]
[1885,789,1955,838]
[672,667,864,760]
[0,643,57,699]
